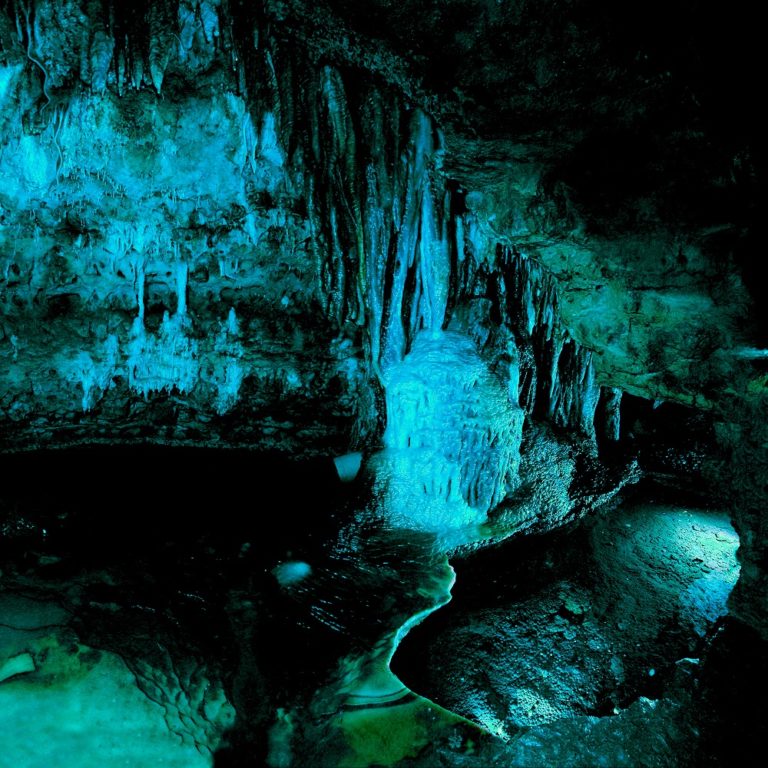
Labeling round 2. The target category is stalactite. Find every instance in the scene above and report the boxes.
[596,386,622,443]
[176,261,188,318]
[492,244,599,435]
[147,0,174,93]
[378,108,436,369]
[84,0,114,93]
[0,0,611,468]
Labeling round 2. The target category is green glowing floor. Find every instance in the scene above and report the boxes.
[0,645,212,768]
[0,483,742,768]
[0,595,223,768]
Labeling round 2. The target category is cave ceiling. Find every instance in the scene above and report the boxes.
[0,1,763,453]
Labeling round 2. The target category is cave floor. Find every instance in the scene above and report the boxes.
[0,452,740,767]
[394,499,740,765]
[0,446,491,767]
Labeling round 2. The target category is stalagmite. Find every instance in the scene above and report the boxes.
[378,331,524,530]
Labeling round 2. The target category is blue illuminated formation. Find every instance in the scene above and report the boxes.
[376,330,524,530]
[273,560,313,586]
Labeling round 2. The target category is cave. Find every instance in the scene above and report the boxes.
[0,2,765,766]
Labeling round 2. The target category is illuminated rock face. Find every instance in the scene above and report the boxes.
[395,504,741,739]
[1,1,753,459]
[0,71,363,452]
[379,330,524,529]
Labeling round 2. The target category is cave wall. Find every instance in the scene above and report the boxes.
[0,2,370,452]
[0,0,603,460]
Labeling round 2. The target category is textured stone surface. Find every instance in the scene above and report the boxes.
[0,16,367,451]
[2,1,759,456]
[0,592,232,767]
[394,502,740,763]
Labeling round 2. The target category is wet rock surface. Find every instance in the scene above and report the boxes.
[0,446,492,766]
[0,444,756,768]
[394,496,741,764]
